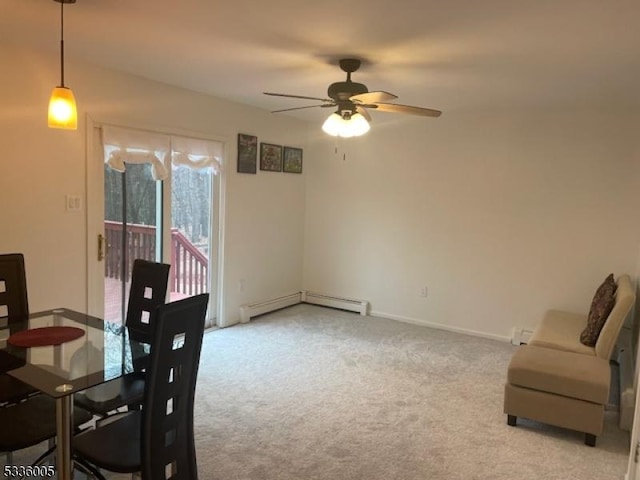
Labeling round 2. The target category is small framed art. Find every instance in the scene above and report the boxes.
[283,147,303,174]
[237,133,257,174]
[260,143,283,172]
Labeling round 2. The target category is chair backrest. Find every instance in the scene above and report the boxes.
[595,274,636,359]
[0,253,29,323]
[141,293,209,480]
[125,259,170,344]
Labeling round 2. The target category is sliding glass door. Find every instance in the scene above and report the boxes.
[88,123,222,328]
[103,162,162,324]
[169,161,213,302]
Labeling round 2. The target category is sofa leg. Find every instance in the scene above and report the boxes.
[507,415,517,426]
[584,433,596,447]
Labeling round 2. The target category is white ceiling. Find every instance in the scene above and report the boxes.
[3,0,640,120]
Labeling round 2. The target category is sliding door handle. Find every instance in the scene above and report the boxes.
[98,234,108,262]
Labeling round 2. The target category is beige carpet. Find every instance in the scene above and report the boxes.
[3,303,631,479]
[192,304,629,480]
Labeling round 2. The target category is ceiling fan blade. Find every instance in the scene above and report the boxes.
[372,103,442,117]
[271,104,332,113]
[350,91,398,104]
[355,106,372,122]
[264,92,332,102]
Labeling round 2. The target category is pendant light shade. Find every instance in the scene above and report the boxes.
[48,0,77,130]
[48,86,77,129]
[322,111,370,138]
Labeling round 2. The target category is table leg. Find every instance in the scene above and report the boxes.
[55,395,74,480]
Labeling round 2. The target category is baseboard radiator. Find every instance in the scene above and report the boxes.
[239,292,302,323]
[301,291,369,315]
[511,327,534,346]
[616,328,635,431]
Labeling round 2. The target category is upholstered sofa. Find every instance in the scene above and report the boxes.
[504,274,635,446]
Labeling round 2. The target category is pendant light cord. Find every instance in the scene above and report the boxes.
[60,0,65,87]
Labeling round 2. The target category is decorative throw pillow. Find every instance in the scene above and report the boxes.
[579,274,617,347]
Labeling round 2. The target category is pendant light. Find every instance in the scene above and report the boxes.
[48,0,78,130]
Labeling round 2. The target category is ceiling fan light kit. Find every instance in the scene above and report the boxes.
[265,58,441,138]
[48,0,77,130]
[322,111,370,138]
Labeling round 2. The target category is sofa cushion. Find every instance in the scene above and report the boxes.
[528,310,594,356]
[580,274,617,347]
[507,345,610,404]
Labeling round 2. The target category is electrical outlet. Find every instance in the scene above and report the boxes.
[420,286,428,297]
[238,279,245,293]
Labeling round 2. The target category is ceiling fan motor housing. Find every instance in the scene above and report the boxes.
[327,81,368,102]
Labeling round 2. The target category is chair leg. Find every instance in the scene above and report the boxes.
[507,415,517,426]
[31,444,56,467]
[73,457,107,480]
[585,433,596,447]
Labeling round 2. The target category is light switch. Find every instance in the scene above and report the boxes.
[65,195,82,212]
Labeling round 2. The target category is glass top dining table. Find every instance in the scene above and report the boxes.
[0,308,148,480]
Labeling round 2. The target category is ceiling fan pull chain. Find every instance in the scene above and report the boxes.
[332,141,347,161]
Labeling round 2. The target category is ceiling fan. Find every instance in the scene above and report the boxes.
[264,58,442,137]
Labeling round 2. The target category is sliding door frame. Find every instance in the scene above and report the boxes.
[85,115,227,327]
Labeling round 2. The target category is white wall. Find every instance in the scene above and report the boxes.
[303,112,640,340]
[3,41,639,339]
[0,43,308,327]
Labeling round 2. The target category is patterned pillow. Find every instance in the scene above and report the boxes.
[579,274,617,347]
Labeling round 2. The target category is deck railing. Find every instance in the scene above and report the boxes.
[104,221,208,294]
[170,229,208,295]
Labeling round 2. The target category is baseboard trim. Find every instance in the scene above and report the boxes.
[238,293,513,342]
[370,310,511,343]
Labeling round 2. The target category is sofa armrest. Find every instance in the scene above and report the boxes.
[595,274,635,360]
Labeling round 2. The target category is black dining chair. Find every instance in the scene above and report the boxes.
[0,395,93,466]
[74,259,170,418]
[0,253,38,405]
[73,293,209,480]
[0,253,92,465]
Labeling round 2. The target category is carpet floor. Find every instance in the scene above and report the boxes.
[188,304,630,480]
[3,303,631,479]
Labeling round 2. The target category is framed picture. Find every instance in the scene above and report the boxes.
[283,147,303,174]
[237,133,257,174]
[260,143,283,172]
